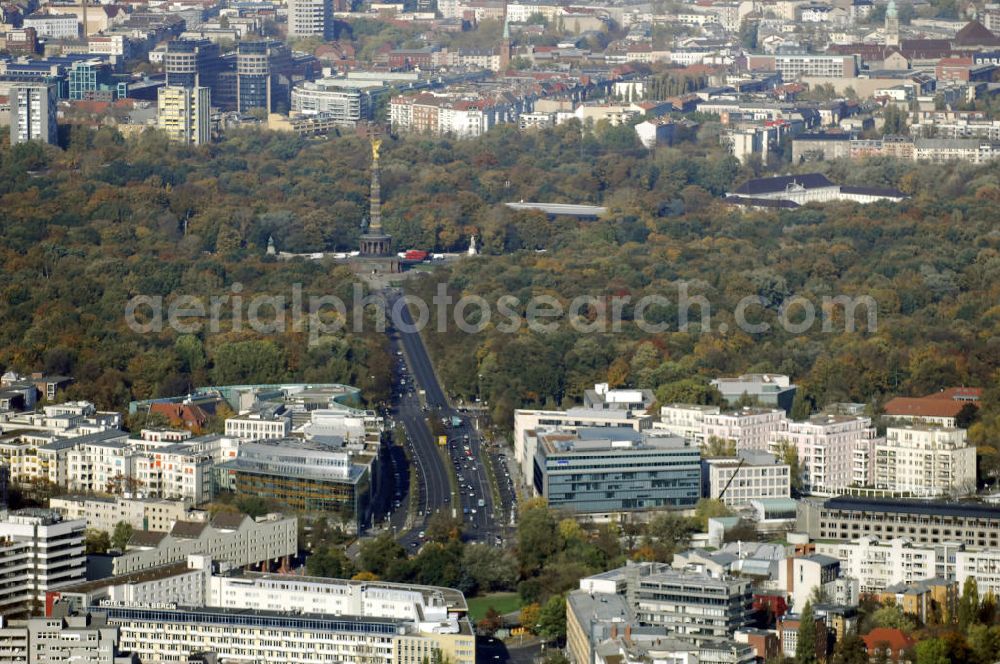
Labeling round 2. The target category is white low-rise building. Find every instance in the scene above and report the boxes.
[777,553,854,611]
[224,406,292,441]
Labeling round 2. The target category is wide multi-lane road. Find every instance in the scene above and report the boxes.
[383,289,514,547]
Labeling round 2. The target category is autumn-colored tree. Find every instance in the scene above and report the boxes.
[519,602,541,634]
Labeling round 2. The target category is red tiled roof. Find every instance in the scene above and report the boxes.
[884,387,981,418]
[71,100,112,114]
[926,387,982,401]
[149,403,209,428]
[954,20,1000,46]
[862,628,915,656]
[884,397,967,418]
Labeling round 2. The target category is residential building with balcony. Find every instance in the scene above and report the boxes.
[874,426,976,497]
[703,408,787,452]
[956,548,1000,601]
[768,415,878,494]
[0,509,86,616]
[49,495,193,534]
[574,562,754,648]
[815,537,936,594]
[157,85,212,145]
[632,567,754,641]
[655,404,720,444]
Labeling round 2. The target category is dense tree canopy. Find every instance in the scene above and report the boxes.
[2,117,1000,476]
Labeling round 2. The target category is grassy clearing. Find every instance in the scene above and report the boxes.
[467,592,521,622]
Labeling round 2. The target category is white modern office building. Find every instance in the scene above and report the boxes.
[704,450,791,507]
[514,407,652,485]
[223,407,292,441]
[291,80,372,124]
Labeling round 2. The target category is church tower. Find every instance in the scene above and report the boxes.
[885,0,900,47]
[499,14,512,71]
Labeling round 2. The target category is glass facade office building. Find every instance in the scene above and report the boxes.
[532,428,701,513]
[216,438,372,528]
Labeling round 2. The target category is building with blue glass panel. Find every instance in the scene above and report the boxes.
[532,427,701,514]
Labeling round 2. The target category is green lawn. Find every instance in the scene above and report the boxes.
[467,592,521,621]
